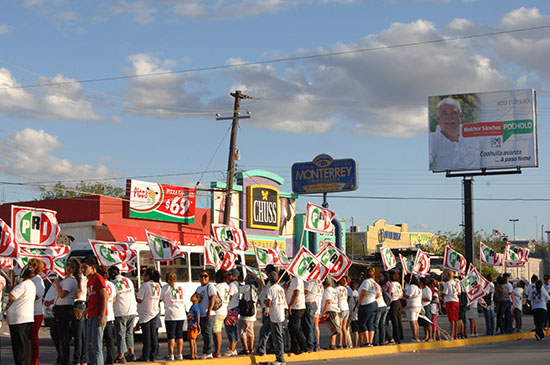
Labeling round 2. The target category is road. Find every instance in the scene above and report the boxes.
[292,338,550,365]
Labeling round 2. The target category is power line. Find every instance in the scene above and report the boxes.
[1,25,548,91]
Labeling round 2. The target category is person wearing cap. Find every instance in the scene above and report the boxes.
[224,269,240,357]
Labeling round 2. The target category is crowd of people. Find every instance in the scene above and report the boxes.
[3,256,550,365]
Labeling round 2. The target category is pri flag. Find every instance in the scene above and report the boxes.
[316,243,352,282]
[412,250,430,277]
[443,246,467,275]
[244,265,267,280]
[504,242,529,263]
[0,219,18,259]
[304,203,336,234]
[399,254,413,275]
[204,237,238,271]
[479,242,503,266]
[19,245,71,277]
[145,230,184,262]
[211,224,249,251]
[380,246,396,271]
[0,258,13,270]
[462,264,486,304]
[12,206,60,247]
[288,246,330,283]
[89,240,137,268]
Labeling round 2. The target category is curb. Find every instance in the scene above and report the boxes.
[145,331,546,365]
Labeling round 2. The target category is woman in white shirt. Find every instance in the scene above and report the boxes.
[336,277,349,348]
[136,268,162,362]
[7,266,36,365]
[529,280,550,341]
[388,270,404,344]
[103,268,118,364]
[214,269,230,358]
[28,258,45,365]
[160,271,187,361]
[356,268,380,347]
[418,277,433,341]
[49,257,80,365]
[321,279,341,350]
[403,275,422,342]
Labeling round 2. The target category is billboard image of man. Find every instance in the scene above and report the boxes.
[429,97,479,171]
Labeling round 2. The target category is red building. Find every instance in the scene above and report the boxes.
[0,195,210,246]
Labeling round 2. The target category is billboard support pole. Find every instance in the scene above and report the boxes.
[463,177,474,266]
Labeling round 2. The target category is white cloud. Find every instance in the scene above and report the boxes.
[123,53,205,118]
[0,128,112,180]
[108,0,157,24]
[0,68,105,121]
[0,25,13,35]
[223,19,509,136]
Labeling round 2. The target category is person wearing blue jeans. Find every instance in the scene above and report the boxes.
[195,271,217,359]
[256,313,272,355]
[302,301,317,351]
[264,271,287,365]
[483,274,495,336]
[81,255,107,365]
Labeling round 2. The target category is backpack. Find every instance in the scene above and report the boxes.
[382,288,392,306]
[238,286,256,317]
[212,295,223,311]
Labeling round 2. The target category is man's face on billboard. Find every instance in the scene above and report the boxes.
[437,103,461,142]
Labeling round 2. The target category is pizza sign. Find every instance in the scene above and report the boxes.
[128,179,196,224]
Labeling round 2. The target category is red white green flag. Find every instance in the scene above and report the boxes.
[380,246,396,271]
[316,243,352,281]
[0,219,18,259]
[479,242,503,266]
[304,203,336,234]
[89,240,137,269]
[12,205,60,247]
[204,236,237,271]
[211,224,249,251]
[412,249,430,277]
[443,245,467,275]
[288,246,330,283]
[18,245,70,277]
[462,264,486,304]
[504,242,529,263]
[145,230,184,262]
[399,254,413,275]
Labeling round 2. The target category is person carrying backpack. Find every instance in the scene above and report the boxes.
[238,275,258,354]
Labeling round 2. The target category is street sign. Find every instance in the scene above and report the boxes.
[291,154,357,194]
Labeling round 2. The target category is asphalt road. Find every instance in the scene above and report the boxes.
[292,338,550,365]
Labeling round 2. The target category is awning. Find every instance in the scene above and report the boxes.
[106,224,206,246]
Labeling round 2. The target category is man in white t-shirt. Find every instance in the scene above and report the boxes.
[285,275,309,354]
[225,269,240,356]
[512,281,525,332]
[264,271,287,365]
[108,266,138,363]
[104,277,117,364]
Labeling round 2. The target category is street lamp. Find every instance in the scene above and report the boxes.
[509,218,519,241]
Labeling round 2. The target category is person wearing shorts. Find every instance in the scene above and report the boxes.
[336,277,350,348]
[442,270,461,339]
[214,270,230,357]
[403,275,422,342]
[238,275,258,355]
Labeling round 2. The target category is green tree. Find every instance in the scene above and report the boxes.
[431,229,507,257]
[38,181,125,200]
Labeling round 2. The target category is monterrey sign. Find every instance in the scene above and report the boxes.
[291,154,357,194]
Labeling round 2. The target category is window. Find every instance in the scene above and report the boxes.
[159,255,189,282]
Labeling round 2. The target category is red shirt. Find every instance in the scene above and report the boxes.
[87,273,107,318]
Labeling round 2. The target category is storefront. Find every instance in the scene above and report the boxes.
[346,219,436,258]
[210,169,298,259]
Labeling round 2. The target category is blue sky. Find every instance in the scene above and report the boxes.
[1,0,550,241]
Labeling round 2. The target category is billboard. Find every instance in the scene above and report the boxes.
[127,179,196,224]
[292,154,357,194]
[428,89,537,172]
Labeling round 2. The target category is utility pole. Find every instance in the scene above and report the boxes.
[222,90,251,225]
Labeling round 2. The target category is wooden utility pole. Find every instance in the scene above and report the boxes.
[223,90,251,225]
